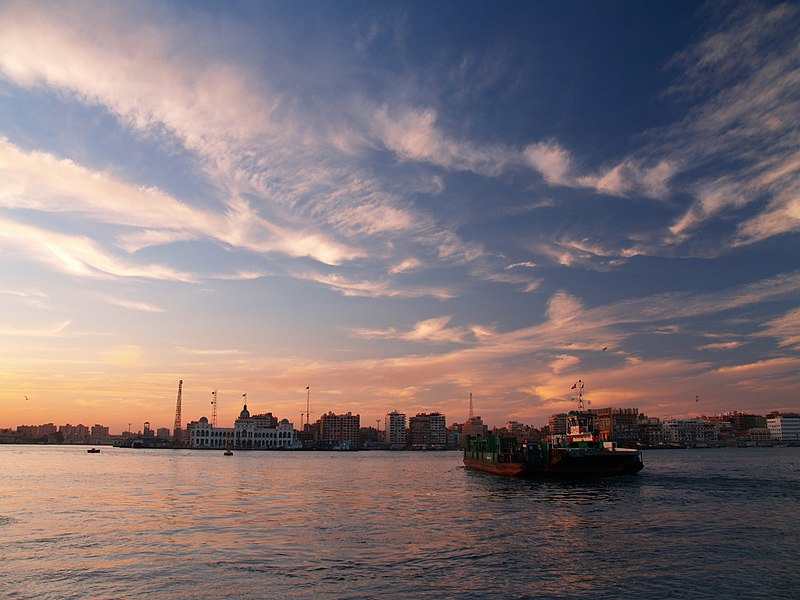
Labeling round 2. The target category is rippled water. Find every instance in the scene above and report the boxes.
[1,446,798,599]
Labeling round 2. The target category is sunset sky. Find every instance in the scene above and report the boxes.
[1,0,798,433]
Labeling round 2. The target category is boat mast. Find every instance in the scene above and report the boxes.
[573,379,585,411]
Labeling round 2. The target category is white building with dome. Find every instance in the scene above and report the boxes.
[188,404,301,449]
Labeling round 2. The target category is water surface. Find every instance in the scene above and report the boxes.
[1,446,798,598]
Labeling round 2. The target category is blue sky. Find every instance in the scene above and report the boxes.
[0,0,798,432]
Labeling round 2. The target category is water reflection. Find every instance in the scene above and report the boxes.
[1,447,798,599]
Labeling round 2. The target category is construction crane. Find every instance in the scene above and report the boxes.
[173,379,183,447]
[211,388,218,427]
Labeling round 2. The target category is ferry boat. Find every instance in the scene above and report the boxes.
[463,382,644,478]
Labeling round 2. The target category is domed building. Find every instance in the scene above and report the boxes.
[188,401,301,450]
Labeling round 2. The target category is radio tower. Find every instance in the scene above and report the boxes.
[211,388,218,427]
[468,392,474,420]
[173,379,183,447]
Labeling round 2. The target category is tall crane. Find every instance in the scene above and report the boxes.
[173,379,183,447]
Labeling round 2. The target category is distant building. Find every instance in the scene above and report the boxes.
[359,426,381,447]
[188,403,300,449]
[59,423,90,443]
[90,424,110,443]
[16,423,58,440]
[462,415,488,439]
[447,423,463,448]
[593,407,639,447]
[637,416,664,447]
[722,412,768,437]
[548,413,567,436]
[408,412,447,448]
[767,413,800,441]
[503,421,542,442]
[385,411,407,447]
[156,427,171,440]
[662,419,718,444]
[319,412,360,449]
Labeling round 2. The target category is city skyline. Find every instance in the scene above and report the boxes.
[4,385,795,436]
[1,1,799,433]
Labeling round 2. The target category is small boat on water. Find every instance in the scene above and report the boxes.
[224,439,233,455]
[87,448,101,453]
[463,381,644,478]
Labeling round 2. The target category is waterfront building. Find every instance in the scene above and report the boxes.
[385,411,407,447]
[767,413,800,441]
[90,424,110,443]
[359,426,381,448]
[719,412,768,437]
[318,411,360,448]
[16,423,58,440]
[447,422,463,448]
[593,407,640,447]
[156,427,170,440]
[188,403,300,449]
[501,421,542,442]
[741,427,772,441]
[463,414,488,439]
[548,413,567,436]
[661,418,718,444]
[637,416,664,446]
[408,412,447,449]
[59,423,90,443]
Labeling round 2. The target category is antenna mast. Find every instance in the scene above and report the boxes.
[468,392,474,420]
[306,386,311,428]
[211,388,218,427]
[173,379,183,447]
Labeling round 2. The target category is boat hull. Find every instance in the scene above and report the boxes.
[464,448,643,478]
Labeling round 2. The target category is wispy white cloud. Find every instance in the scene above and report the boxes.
[756,307,800,350]
[0,288,50,309]
[388,258,422,275]
[304,272,455,300]
[0,319,71,337]
[371,105,515,177]
[697,341,743,351]
[523,141,573,185]
[661,2,800,245]
[0,215,195,281]
[578,159,677,199]
[95,295,165,313]
[351,315,492,344]
[0,138,360,267]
